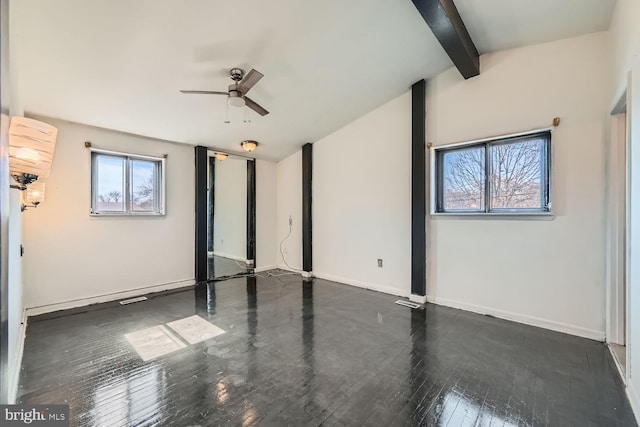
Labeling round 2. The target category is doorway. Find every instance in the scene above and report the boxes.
[608,97,628,378]
[207,152,256,280]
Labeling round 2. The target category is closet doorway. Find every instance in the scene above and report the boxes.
[207,152,255,280]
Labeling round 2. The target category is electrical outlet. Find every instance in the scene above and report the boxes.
[377,259,383,268]
[283,247,289,254]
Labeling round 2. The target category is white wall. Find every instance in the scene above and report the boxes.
[276,150,302,270]
[427,32,609,340]
[23,117,195,311]
[279,34,610,341]
[255,159,277,270]
[610,0,640,108]
[610,0,640,418]
[628,53,640,424]
[275,32,609,339]
[313,93,411,296]
[212,156,247,260]
[7,1,25,402]
[7,189,22,401]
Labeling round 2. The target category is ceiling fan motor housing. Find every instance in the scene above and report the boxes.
[228,85,243,98]
[230,68,244,82]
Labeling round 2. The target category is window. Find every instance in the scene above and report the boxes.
[434,130,551,214]
[91,150,165,215]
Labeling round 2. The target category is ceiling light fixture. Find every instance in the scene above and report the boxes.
[240,140,258,152]
[215,153,228,161]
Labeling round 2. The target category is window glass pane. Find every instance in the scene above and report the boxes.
[95,154,125,212]
[131,159,158,212]
[442,146,485,211]
[490,139,544,209]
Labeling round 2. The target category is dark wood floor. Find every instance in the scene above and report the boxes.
[18,271,637,426]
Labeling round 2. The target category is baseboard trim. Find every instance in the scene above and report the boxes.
[409,294,427,304]
[276,264,303,274]
[629,382,640,425]
[210,251,248,263]
[313,272,409,299]
[25,278,196,316]
[608,344,626,385]
[255,265,278,273]
[9,309,27,404]
[426,295,605,341]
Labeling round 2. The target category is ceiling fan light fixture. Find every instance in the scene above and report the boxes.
[180,67,269,116]
[215,153,228,161]
[228,92,245,108]
[241,140,258,152]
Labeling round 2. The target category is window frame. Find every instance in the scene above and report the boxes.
[431,128,552,216]
[90,148,166,216]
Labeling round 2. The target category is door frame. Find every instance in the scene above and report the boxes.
[201,151,256,277]
[0,0,11,404]
[607,103,627,347]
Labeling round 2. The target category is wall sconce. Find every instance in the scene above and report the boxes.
[22,182,45,211]
[9,117,58,190]
[240,140,258,152]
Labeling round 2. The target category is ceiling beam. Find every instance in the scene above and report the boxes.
[411,0,480,79]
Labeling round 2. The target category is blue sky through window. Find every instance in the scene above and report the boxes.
[95,154,158,212]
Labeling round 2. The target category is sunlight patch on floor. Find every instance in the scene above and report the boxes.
[125,315,226,361]
[125,325,186,361]
[167,315,226,345]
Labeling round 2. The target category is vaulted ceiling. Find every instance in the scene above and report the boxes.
[13,0,616,161]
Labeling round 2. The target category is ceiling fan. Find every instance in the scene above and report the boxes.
[180,68,269,116]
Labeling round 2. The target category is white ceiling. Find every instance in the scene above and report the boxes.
[454,0,617,54]
[13,0,616,161]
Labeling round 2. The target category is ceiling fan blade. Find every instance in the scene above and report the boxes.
[237,69,264,94]
[180,90,228,95]
[244,96,269,116]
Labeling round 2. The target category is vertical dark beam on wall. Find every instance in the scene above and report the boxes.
[0,0,9,404]
[194,146,208,283]
[246,160,256,265]
[207,157,215,253]
[411,80,426,297]
[302,143,313,272]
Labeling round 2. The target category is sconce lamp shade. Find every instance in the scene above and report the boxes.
[25,182,45,205]
[9,117,58,179]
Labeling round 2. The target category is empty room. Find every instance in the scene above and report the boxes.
[1,0,640,425]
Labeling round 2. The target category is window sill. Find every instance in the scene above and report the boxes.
[430,211,554,220]
[90,212,166,217]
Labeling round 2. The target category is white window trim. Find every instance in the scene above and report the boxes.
[429,127,554,218]
[90,148,166,216]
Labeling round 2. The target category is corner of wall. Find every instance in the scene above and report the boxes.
[7,188,24,403]
[275,150,303,271]
[255,159,278,269]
